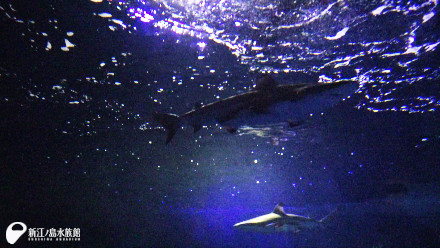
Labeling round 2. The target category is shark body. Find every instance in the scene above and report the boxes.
[153,75,357,144]
[233,203,335,233]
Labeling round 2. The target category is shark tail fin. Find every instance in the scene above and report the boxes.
[318,208,338,223]
[153,112,180,144]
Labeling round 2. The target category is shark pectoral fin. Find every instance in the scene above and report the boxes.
[192,124,202,133]
[265,223,283,228]
[153,112,180,144]
[166,129,177,144]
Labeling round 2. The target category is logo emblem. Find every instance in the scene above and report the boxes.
[6,222,27,244]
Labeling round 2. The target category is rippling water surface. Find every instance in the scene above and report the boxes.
[1,0,440,247]
[125,0,440,113]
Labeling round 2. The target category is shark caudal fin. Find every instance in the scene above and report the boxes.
[153,112,180,144]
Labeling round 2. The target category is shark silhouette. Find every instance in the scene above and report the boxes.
[233,203,336,233]
[153,75,356,144]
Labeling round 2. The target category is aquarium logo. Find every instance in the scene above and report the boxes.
[6,222,27,244]
[5,222,81,244]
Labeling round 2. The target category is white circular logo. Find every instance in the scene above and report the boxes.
[6,222,27,244]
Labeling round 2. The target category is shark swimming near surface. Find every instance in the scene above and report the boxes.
[153,75,357,144]
[233,203,336,233]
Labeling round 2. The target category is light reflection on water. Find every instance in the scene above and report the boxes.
[120,0,439,113]
[1,0,438,122]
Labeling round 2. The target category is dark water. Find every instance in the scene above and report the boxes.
[1,0,440,247]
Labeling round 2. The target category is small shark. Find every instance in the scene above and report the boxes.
[153,75,356,144]
[233,203,336,233]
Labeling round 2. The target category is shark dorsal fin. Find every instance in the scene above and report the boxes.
[255,75,277,93]
[273,203,287,216]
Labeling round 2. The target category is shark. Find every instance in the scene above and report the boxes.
[153,75,357,144]
[233,203,336,233]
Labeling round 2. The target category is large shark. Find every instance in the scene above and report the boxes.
[233,203,336,233]
[153,75,357,144]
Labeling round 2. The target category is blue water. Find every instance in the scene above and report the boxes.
[1,0,440,247]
